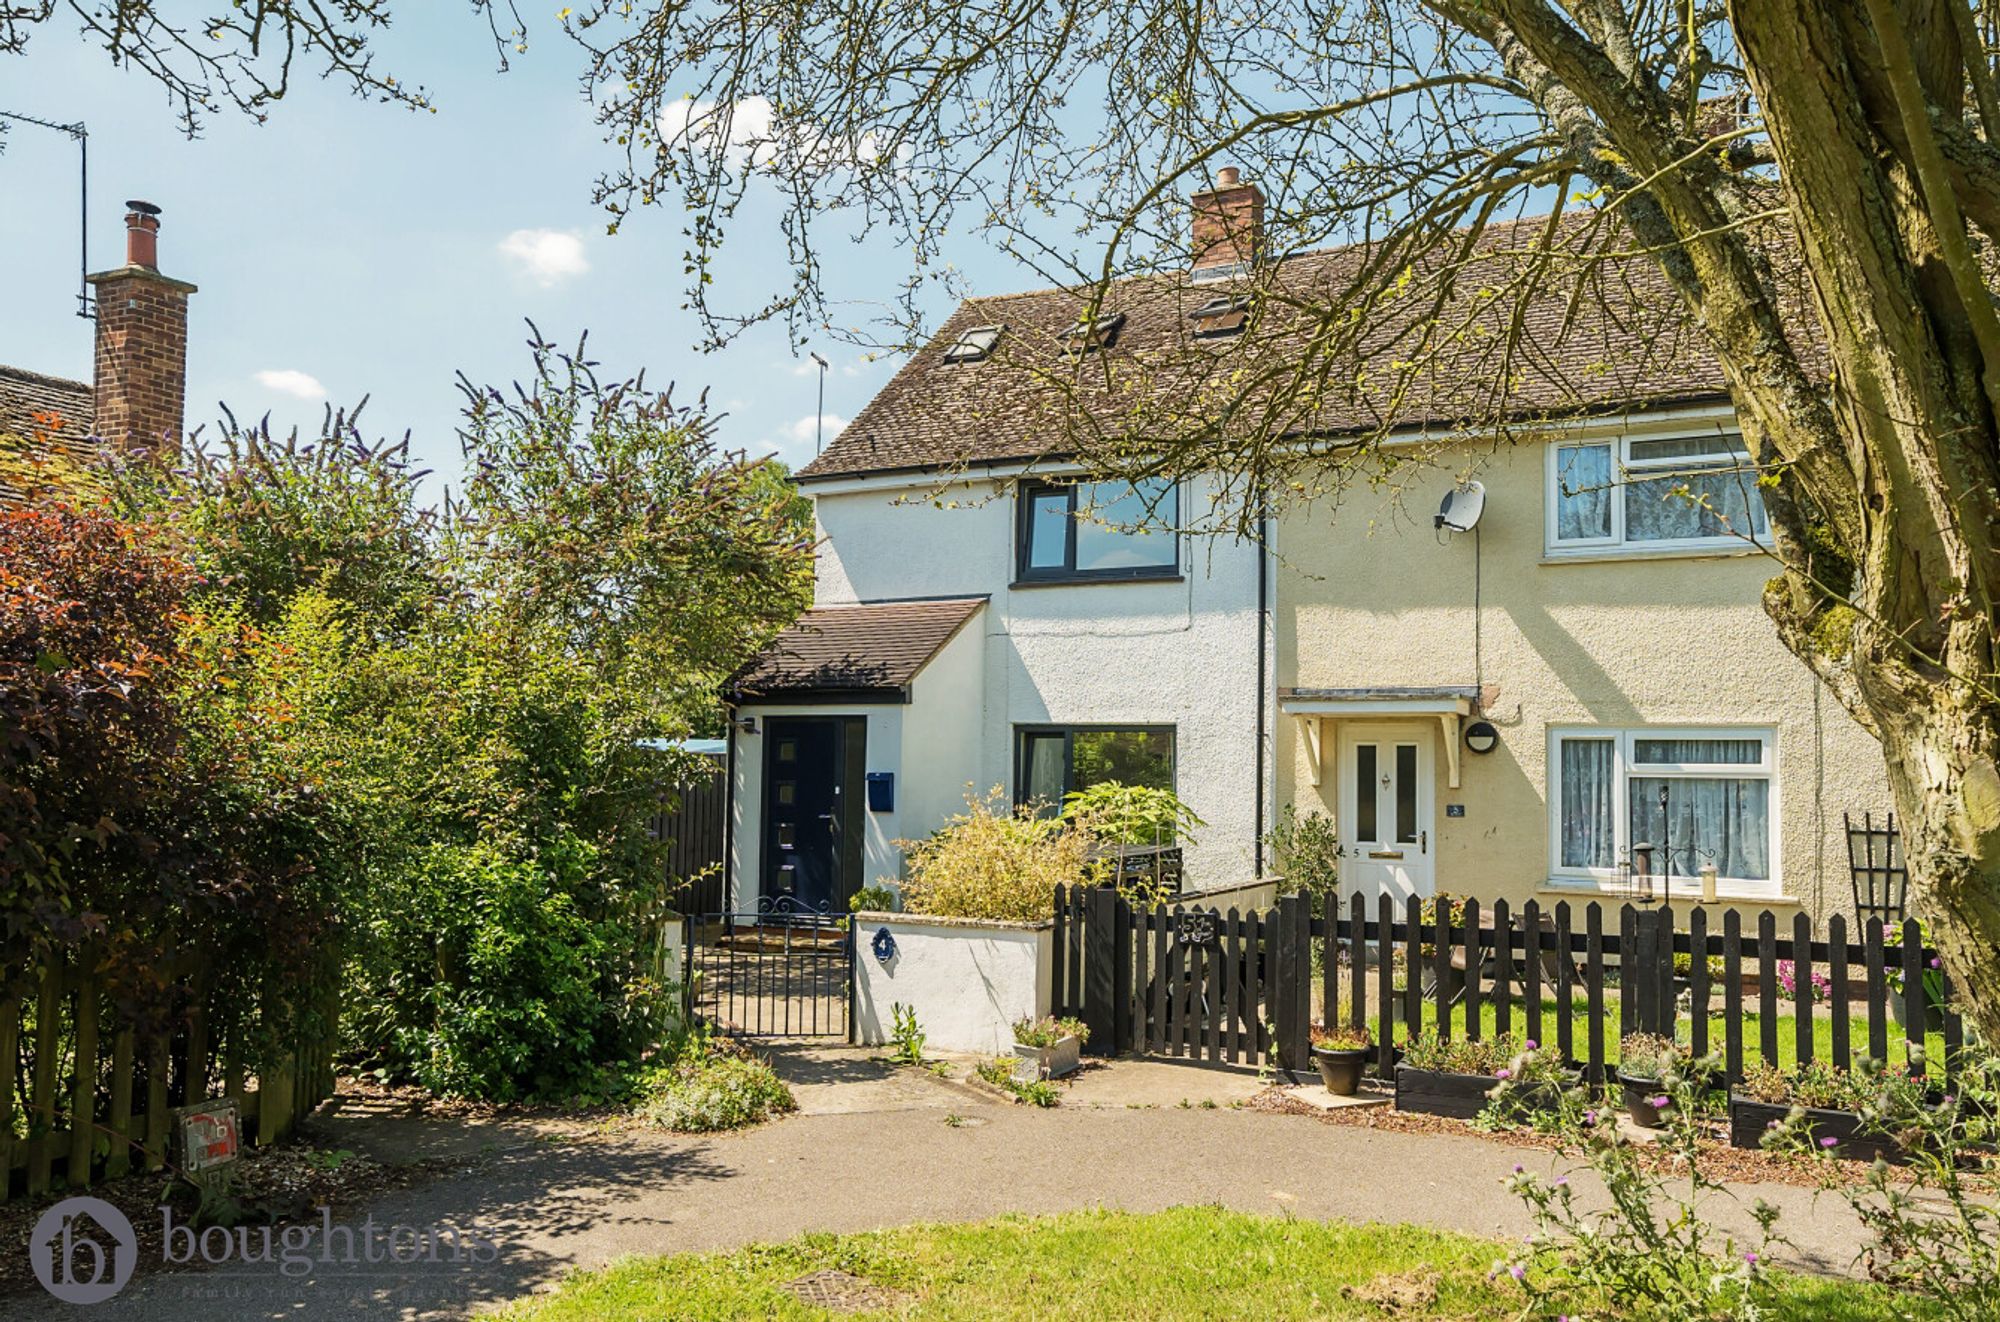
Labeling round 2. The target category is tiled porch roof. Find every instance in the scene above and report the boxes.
[727,597,988,703]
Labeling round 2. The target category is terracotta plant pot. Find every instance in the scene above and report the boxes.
[1312,1047,1369,1096]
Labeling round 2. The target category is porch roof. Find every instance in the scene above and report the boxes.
[1276,684,1478,716]
[726,596,988,704]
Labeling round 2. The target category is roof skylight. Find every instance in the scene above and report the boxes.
[942,324,1005,363]
[1190,296,1250,338]
[1061,312,1126,354]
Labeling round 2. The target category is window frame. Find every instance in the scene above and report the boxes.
[941,324,1005,364]
[1014,477,1182,584]
[1545,724,1782,898]
[1545,430,1769,558]
[1013,723,1178,812]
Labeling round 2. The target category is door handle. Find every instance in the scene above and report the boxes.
[1421,830,1428,854]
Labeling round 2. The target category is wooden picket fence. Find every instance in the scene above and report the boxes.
[0,953,338,1200]
[1053,886,1968,1085]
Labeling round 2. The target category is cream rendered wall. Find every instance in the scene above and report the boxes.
[1276,412,1890,923]
[811,470,1267,887]
[850,914,1053,1054]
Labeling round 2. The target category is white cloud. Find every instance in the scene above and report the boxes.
[254,369,326,400]
[498,228,589,287]
[787,413,848,444]
[659,96,911,177]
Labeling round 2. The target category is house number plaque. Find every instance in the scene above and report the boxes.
[1175,912,1217,947]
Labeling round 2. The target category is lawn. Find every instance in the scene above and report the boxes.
[495,1207,1933,1321]
[1337,993,1948,1074]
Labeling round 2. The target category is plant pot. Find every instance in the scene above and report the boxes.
[1312,1047,1369,1096]
[1011,1034,1082,1084]
[1890,991,1947,1036]
[1618,1073,1669,1129]
[1728,1095,1908,1164]
[1394,1064,1501,1119]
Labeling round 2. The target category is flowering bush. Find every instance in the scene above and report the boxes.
[1775,959,1833,1004]
[1772,1047,2000,1313]
[1500,1055,1786,1318]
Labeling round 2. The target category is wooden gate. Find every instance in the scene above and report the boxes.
[1050,886,1311,1072]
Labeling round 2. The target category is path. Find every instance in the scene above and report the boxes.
[7,1046,1872,1320]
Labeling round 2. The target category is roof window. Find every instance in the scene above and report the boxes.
[941,325,1005,364]
[1061,312,1126,355]
[1190,296,1249,338]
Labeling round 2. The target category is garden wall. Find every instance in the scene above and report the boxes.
[851,913,1052,1054]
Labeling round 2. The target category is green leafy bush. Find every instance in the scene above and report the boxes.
[848,884,897,913]
[640,1042,797,1133]
[889,1003,926,1064]
[1265,804,1339,905]
[1059,782,1203,846]
[898,788,1101,921]
[976,1058,1061,1106]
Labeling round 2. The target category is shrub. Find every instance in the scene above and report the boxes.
[640,1038,796,1132]
[898,788,1100,921]
[1059,782,1203,846]
[1264,804,1339,905]
[889,1003,926,1064]
[848,884,897,913]
[1013,1016,1089,1048]
[1617,1033,1689,1082]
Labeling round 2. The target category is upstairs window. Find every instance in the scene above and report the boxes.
[1190,296,1249,338]
[1017,477,1179,582]
[1061,312,1126,355]
[942,324,1004,364]
[1548,432,1768,555]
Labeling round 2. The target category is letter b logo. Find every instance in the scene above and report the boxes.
[30,1196,137,1304]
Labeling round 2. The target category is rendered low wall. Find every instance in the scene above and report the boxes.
[1176,875,1284,912]
[851,913,1052,1055]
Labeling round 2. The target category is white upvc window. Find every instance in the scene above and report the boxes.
[1547,726,1781,898]
[1546,431,1768,556]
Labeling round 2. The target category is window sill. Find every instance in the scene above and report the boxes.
[1537,877,1800,907]
[1540,543,1765,567]
[1009,571,1184,590]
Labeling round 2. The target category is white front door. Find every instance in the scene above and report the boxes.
[1338,723,1436,905]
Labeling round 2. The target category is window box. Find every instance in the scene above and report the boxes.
[1546,431,1767,557]
[1548,726,1779,900]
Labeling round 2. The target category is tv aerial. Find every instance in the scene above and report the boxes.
[0,109,92,319]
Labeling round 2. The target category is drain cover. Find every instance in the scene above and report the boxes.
[781,1268,902,1312]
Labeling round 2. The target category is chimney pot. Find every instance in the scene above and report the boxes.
[124,201,162,269]
[1217,166,1240,187]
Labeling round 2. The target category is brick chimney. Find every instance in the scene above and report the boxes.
[1190,167,1264,275]
[85,201,197,460]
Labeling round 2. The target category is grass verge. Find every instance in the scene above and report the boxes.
[492,1206,1931,1320]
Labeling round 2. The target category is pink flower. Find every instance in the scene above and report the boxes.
[1648,1095,1669,1109]
[1745,1251,1759,1265]
[1495,1068,1511,1080]
[1524,1039,1538,1050]
[1513,1163,1524,1173]
[1509,1264,1526,1280]
[1931,956,1944,969]
[1555,1175,1569,1187]
[1820,1136,1839,1149]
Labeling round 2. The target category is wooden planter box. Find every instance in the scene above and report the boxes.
[1011,1034,1082,1084]
[1728,1095,1907,1164]
[1395,1065,1502,1119]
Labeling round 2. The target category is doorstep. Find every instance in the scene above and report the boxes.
[1285,1085,1392,1113]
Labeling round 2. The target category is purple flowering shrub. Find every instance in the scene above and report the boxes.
[1775,959,1834,1004]
[1499,1054,1787,1318]
[1770,1047,2000,1313]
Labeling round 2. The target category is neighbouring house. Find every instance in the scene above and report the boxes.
[0,200,196,494]
[726,171,1893,926]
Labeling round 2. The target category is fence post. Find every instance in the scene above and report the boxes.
[1274,893,1311,1077]
[1084,886,1118,1055]
[1112,893,1134,1054]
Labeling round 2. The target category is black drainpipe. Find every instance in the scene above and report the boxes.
[1254,483,1270,876]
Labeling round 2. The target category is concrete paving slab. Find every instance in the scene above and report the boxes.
[1052,1056,1275,1109]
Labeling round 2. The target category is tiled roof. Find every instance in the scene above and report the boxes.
[0,365,94,456]
[728,598,987,701]
[798,210,1788,482]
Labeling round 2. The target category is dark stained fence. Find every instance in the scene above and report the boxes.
[652,753,728,915]
[1055,886,1967,1088]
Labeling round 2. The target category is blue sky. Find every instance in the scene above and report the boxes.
[0,12,1033,495]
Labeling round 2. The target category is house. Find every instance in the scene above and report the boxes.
[0,200,196,487]
[725,172,1892,924]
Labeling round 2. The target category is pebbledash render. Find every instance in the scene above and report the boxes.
[723,169,1892,926]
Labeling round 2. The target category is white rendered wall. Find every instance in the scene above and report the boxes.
[809,470,1268,888]
[850,915,1053,1054]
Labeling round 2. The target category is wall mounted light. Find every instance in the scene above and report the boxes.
[1463,719,1499,755]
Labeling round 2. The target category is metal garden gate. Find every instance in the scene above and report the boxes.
[684,899,853,1039]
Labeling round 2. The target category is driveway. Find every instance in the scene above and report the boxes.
[7,1046,1871,1320]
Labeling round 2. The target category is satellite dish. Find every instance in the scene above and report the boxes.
[1435,480,1486,533]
